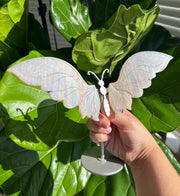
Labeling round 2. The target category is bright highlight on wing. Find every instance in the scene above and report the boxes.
[8,57,101,121]
[108,51,173,117]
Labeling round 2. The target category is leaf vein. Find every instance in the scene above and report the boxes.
[55,1,81,36]
[140,98,174,130]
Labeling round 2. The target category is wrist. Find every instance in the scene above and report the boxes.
[129,137,158,170]
[129,137,180,196]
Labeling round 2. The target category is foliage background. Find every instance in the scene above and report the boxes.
[0,0,180,195]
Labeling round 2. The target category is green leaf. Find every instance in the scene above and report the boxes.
[51,0,91,41]
[93,0,156,28]
[155,137,180,175]
[0,51,89,151]
[83,165,135,196]
[118,0,156,9]
[94,0,121,28]
[72,4,160,74]
[139,0,156,10]
[0,0,28,70]
[0,131,92,196]
[132,47,180,133]
[106,165,135,196]
[134,25,180,52]
[83,175,106,196]
[28,13,50,50]
[38,47,73,63]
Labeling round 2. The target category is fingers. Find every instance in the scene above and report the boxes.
[87,113,112,143]
[89,131,111,143]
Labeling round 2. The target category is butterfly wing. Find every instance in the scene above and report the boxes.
[8,57,100,121]
[108,51,173,117]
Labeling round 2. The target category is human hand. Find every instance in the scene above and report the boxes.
[87,110,157,166]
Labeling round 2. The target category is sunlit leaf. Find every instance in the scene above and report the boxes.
[0,0,28,70]
[0,0,50,71]
[51,0,91,41]
[0,51,89,151]
[72,4,160,74]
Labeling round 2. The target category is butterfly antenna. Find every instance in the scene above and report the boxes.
[101,69,109,81]
[87,71,100,82]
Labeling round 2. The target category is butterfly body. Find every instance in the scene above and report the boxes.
[88,70,111,117]
[7,51,173,122]
[97,79,110,117]
[102,96,110,117]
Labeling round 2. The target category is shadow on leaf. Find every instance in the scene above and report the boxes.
[0,99,89,151]
[0,130,54,195]
[0,130,92,195]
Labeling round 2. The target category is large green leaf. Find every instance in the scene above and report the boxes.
[134,25,180,52]
[0,50,89,151]
[82,165,135,196]
[0,0,50,71]
[0,0,28,70]
[83,175,106,196]
[0,131,92,196]
[94,0,122,28]
[106,166,135,196]
[72,4,160,74]
[51,0,91,42]
[132,47,180,133]
[94,0,156,28]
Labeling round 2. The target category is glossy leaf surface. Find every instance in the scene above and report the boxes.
[0,131,91,196]
[72,4,160,73]
[0,0,28,70]
[51,0,91,41]
[0,51,89,151]
[0,0,50,71]
[83,165,135,196]
[94,0,156,27]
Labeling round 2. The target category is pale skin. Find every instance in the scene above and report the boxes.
[87,110,180,196]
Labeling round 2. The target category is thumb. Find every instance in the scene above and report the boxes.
[110,110,134,129]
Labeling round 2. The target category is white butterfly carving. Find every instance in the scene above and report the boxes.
[7,51,173,121]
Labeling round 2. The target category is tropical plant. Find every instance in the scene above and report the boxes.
[0,0,180,195]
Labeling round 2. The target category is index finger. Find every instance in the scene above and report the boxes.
[86,113,111,133]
